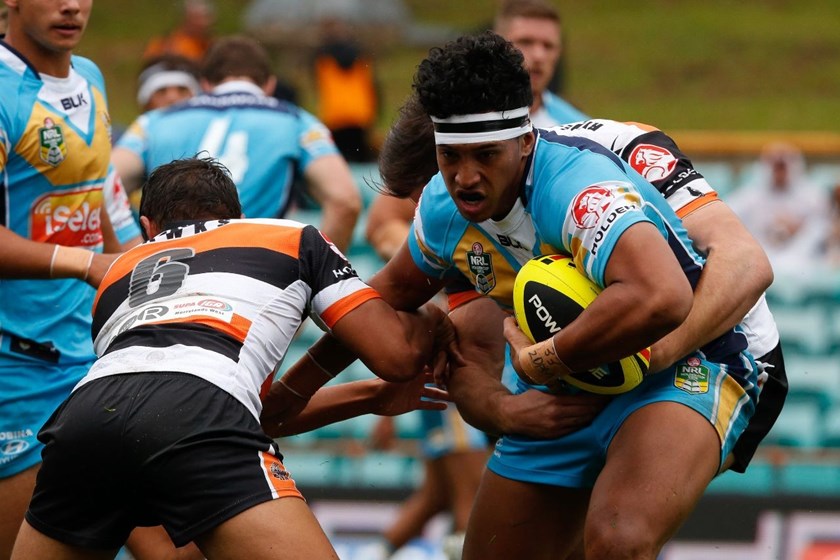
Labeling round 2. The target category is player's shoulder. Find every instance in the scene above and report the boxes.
[70,55,105,88]
[542,91,588,123]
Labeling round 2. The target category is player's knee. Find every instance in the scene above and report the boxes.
[585,514,661,560]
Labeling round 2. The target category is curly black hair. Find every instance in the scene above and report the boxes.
[412,31,533,119]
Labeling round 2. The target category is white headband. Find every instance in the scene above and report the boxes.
[430,106,532,144]
[137,70,200,107]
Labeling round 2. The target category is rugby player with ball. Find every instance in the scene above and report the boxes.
[298,31,760,559]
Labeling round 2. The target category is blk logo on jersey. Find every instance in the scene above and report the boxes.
[629,144,677,182]
[60,92,88,111]
[38,118,67,166]
[30,187,104,247]
[572,186,614,229]
[467,242,496,294]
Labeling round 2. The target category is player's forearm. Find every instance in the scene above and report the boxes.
[271,379,381,436]
[320,202,360,253]
[0,226,96,281]
[650,205,773,371]
[447,365,511,436]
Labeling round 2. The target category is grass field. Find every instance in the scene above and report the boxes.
[77,1,840,135]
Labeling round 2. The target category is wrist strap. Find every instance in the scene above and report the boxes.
[518,337,573,386]
[50,245,94,280]
[306,349,336,380]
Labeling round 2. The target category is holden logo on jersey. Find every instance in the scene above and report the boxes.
[38,118,67,166]
[629,144,677,182]
[571,186,614,229]
[467,242,496,294]
[30,187,104,247]
[674,356,710,394]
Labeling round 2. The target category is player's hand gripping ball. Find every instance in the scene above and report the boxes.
[512,254,650,394]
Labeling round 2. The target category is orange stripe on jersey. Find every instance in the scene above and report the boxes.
[260,452,303,500]
[624,121,660,133]
[98,222,303,297]
[319,287,381,328]
[676,191,719,219]
[127,313,252,343]
[448,290,482,311]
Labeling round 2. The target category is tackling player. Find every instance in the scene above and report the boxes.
[10,156,455,560]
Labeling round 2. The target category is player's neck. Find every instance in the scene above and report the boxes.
[5,30,73,78]
[530,92,544,114]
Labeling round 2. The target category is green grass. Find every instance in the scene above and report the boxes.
[77,1,840,134]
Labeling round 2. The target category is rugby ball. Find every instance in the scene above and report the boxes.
[513,254,649,395]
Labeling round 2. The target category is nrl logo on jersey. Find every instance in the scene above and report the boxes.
[467,242,496,294]
[38,118,67,166]
[674,356,710,394]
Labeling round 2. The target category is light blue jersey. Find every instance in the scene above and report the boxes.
[531,91,588,128]
[0,44,114,475]
[116,81,340,219]
[409,130,758,485]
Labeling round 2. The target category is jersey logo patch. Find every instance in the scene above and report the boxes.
[674,357,710,394]
[571,186,613,229]
[629,144,677,182]
[30,187,103,247]
[467,242,496,294]
[38,118,67,166]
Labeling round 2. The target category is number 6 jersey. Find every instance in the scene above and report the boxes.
[85,218,379,419]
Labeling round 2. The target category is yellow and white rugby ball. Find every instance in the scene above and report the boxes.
[513,254,649,395]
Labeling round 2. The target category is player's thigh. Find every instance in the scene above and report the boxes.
[463,469,589,560]
[438,450,487,525]
[10,519,117,560]
[0,463,39,558]
[195,496,338,560]
[587,401,720,551]
[126,526,204,560]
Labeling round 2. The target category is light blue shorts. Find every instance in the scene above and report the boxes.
[489,353,758,488]
[0,362,90,478]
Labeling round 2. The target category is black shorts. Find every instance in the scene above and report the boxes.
[26,372,302,549]
[730,342,788,472]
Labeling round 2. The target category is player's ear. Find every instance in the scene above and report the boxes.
[139,216,159,241]
[520,130,536,156]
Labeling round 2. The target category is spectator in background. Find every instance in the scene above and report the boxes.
[494,0,587,127]
[143,0,215,63]
[728,142,828,273]
[113,35,362,252]
[819,180,840,267]
[312,17,379,162]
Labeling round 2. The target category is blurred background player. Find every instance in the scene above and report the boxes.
[135,53,201,113]
[142,0,215,63]
[10,156,456,560]
[112,35,362,252]
[0,0,129,556]
[494,0,587,127]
